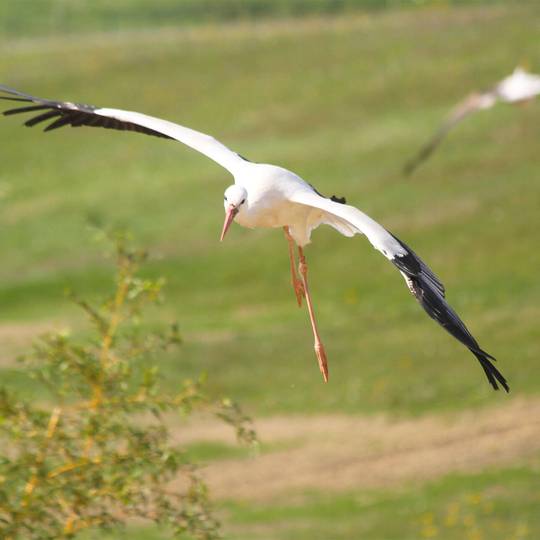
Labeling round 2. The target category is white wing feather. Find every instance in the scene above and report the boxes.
[96,107,245,175]
[289,189,407,259]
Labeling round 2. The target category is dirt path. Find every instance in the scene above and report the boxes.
[174,397,540,501]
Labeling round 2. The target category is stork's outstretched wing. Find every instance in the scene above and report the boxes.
[0,85,248,176]
[403,91,498,176]
[290,189,509,392]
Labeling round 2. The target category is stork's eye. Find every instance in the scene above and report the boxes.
[241,198,246,204]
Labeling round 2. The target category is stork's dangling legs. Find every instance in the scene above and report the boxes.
[284,228,328,380]
[283,226,305,307]
[298,246,329,382]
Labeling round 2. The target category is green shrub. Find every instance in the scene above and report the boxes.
[0,232,256,540]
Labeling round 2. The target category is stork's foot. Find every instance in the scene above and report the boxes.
[315,341,329,383]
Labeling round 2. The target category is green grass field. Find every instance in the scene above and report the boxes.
[1,2,539,538]
[0,0,519,38]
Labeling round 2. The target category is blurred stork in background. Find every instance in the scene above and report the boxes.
[404,66,540,175]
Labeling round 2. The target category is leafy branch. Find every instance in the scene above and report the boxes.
[0,231,256,540]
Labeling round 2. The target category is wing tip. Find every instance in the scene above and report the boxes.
[391,239,508,393]
[473,350,510,393]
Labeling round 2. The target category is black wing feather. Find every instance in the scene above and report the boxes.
[44,114,77,132]
[0,96,35,102]
[3,104,51,116]
[391,235,509,392]
[391,235,445,297]
[0,84,173,140]
[24,110,61,127]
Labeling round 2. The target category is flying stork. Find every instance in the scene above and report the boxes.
[0,84,509,391]
[404,66,540,175]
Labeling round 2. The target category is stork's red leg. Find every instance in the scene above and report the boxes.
[298,246,329,383]
[283,226,305,307]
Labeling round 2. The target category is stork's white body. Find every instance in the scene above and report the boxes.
[231,165,306,232]
[496,67,540,102]
[232,163,403,256]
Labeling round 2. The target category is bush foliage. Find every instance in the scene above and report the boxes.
[0,232,256,540]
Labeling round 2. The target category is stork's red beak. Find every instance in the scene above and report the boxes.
[220,206,238,241]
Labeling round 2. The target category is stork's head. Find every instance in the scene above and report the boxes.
[221,184,247,241]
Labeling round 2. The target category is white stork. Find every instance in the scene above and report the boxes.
[404,66,540,175]
[0,84,509,391]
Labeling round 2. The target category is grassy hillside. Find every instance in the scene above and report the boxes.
[79,462,540,539]
[0,0,517,38]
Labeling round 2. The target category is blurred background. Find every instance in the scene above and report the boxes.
[1,1,539,538]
